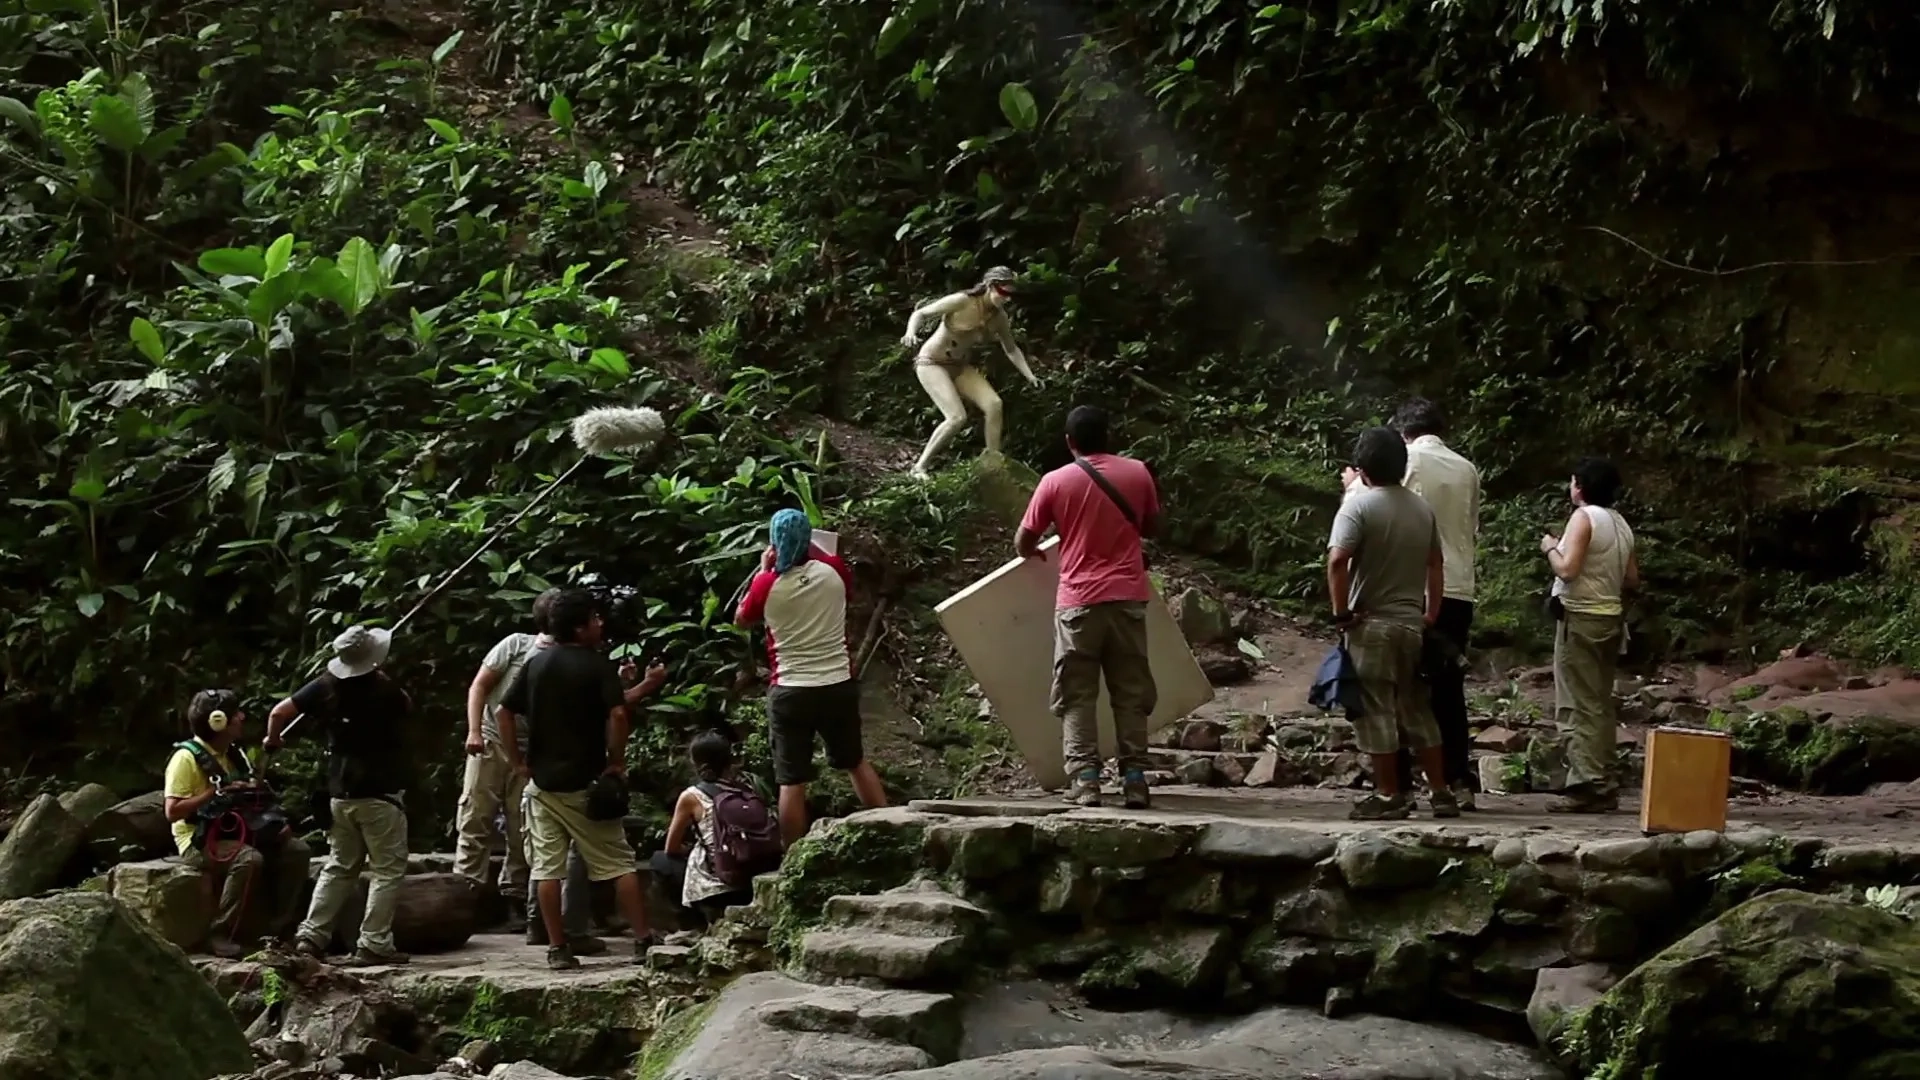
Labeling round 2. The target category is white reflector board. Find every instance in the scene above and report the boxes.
[935,534,1214,790]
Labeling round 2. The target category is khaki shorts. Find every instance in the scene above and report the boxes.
[1347,619,1442,755]
[525,784,636,884]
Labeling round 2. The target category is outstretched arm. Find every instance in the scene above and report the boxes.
[902,292,968,349]
[989,309,1036,385]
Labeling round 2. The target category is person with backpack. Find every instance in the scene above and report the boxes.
[1016,405,1162,809]
[164,689,311,957]
[264,624,415,965]
[649,731,769,919]
[736,509,889,845]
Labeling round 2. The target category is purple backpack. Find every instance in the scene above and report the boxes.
[698,782,783,887]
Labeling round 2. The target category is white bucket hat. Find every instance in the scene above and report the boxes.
[327,625,392,679]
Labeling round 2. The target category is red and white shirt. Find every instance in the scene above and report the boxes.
[736,550,853,686]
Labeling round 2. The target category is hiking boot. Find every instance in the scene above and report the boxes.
[568,935,608,957]
[207,936,246,960]
[347,946,409,967]
[546,945,580,971]
[1122,770,1151,810]
[1348,792,1413,821]
[1428,786,1462,819]
[1066,769,1103,807]
[1451,783,1478,812]
[501,907,528,934]
[292,936,327,959]
[1548,785,1619,814]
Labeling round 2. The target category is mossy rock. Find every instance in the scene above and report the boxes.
[767,809,930,961]
[389,968,661,1074]
[1561,890,1920,1078]
[633,998,714,1080]
[0,891,253,1080]
[1731,710,1920,793]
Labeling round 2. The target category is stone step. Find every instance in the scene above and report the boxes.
[751,871,783,909]
[822,888,988,938]
[797,929,970,985]
[756,984,961,1060]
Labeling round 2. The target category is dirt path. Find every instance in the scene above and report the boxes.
[913,784,1920,846]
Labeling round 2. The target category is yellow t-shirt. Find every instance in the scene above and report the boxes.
[163,739,237,855]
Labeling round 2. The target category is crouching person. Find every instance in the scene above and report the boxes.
[267,625,414,965]
[165,689,310,957]
[649,731,773,922]
[498,589,657,970]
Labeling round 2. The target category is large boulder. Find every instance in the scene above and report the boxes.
[0,891,253,1079]
[107,859,211,951]
[1561,890,1920,1078]
[0,794,85,900]
[58,783,121,829]
[87,791,175,864]
[326,871,480,954]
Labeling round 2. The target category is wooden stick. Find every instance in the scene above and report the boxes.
[851,597,891,680]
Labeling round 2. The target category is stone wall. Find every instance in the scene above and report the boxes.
[769,804,1920,1034]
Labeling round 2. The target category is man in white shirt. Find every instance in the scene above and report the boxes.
[1341,398,1482,808]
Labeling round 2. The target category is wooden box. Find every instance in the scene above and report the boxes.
[1639,726,1732,834]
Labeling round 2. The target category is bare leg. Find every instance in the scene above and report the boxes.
[778,783,809,847]
[611,872,652,942]
[847,761,888,808]
[536,878,566,947]
[1370,753,1403,797]
[911,363,969,477]
[952,366,1004,455]
[1415,745,1448,792]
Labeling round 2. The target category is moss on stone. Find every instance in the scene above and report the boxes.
[633,998,714,1080]
[767,812,928,962]
[1568,890,1920,1078]
[1729,708,1920,794]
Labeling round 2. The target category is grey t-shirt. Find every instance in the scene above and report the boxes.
[1328,484,1439,628]
[481,632,549,749]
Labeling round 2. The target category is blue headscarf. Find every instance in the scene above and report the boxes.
[771,509,813,574]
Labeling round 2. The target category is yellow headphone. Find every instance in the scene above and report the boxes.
[206,709,229,733]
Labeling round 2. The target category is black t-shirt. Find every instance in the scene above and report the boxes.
[290,671,412,799]
[499,643,624,794]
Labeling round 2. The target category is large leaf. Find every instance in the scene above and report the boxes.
[263,233,295,279]
[998,83,1039,132]
[199,246,267,279]
[549,93,574,133]
[0,96,39,143]
[302,257,354,311]
[336,236,380,317]
[87,93,147,154]
[583,160,609,198]
[207,450,238,500]
[431,29,464,66]
[245,269,305,328]
[243,462,272,534]
[119,71,156,139]
[76,593,105,618]
[129,317,165,363]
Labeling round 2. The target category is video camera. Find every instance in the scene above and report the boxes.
[578,573,647,648]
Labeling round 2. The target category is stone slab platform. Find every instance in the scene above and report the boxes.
[909,785,1920,849]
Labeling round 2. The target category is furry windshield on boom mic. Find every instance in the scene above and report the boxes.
[571,406,667,455]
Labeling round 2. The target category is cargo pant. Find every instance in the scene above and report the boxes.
[1053,600,1158,778]
[180,834,312,945]
[451,739,528,896]
[297,797,408,955]
[1556,610,1625,793]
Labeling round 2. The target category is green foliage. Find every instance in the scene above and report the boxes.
[472,0,1920,661]
[0,1,839,823]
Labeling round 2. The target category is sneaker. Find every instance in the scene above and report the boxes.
[546,945,580,971]
[1428,786,1462,819]
[347,946,409,966]
[1548,786,1619,814]
[1066,769,1103,807]
[568,935,608,957]
[207,936,245,960]
[1451,783,1478,812]
[1348,792,1413,821]
[1121,770,1151,810]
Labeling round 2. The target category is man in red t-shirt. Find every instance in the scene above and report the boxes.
[1016,405,1162,808]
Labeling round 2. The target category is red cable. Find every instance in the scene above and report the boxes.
[203,803,259,950]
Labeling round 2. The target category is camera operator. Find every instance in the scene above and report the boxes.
[266,625,414,966]
[498,588,659,970]
[164,689,311,958]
